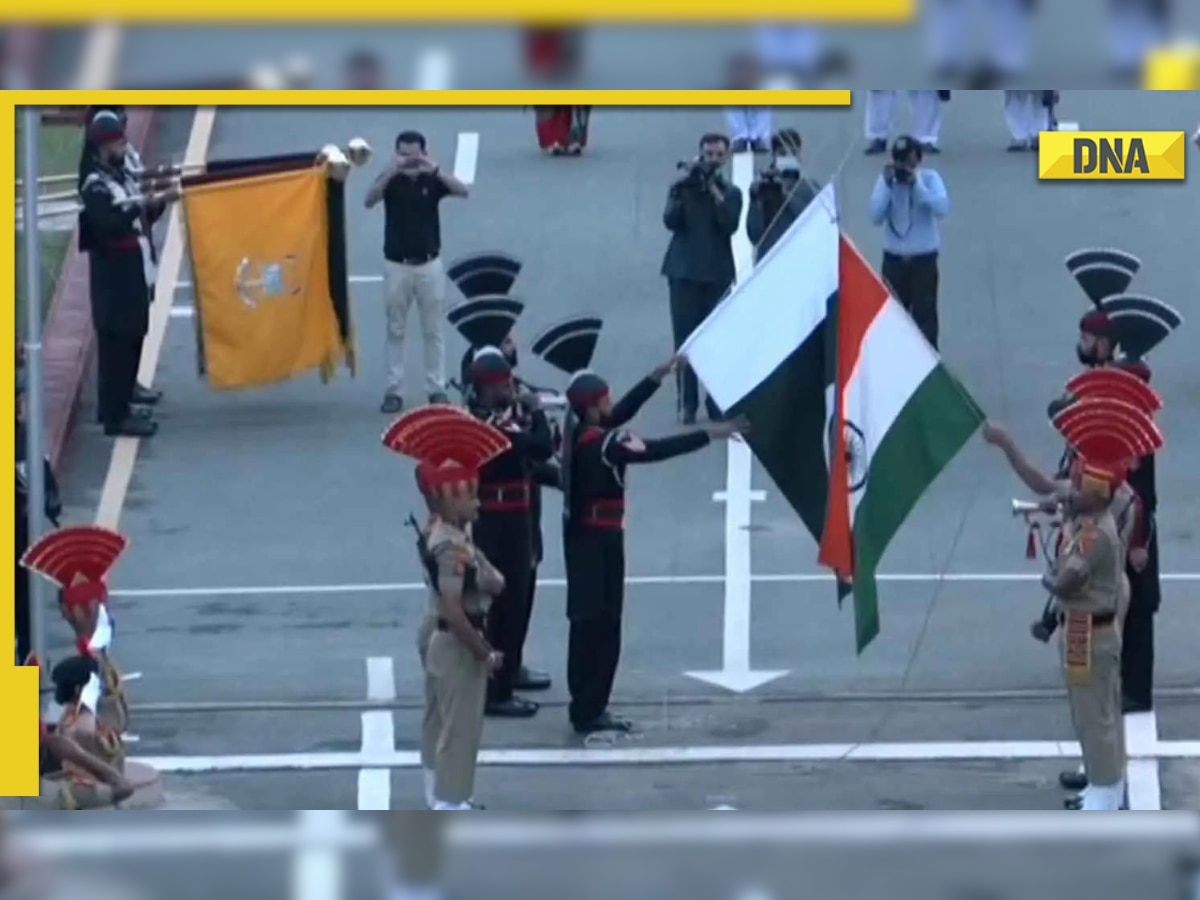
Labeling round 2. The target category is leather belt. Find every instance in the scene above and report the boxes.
[580,499,625,529]
[479,480,531,511]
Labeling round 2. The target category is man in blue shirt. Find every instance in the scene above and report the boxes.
[868,135,950,348]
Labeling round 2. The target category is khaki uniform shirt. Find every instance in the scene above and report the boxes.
[427,519,490,620]
[1055,510,1123,617]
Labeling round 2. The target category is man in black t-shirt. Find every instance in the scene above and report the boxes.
[365,130,470,414]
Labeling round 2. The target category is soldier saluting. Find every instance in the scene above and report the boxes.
[384,406,511,810]
[531,317,746,735]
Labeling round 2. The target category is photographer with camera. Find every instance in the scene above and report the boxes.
[868,135,949,349]
[660,133,743,425]
[747,129,821,262]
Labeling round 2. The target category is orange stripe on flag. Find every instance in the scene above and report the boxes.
[818,236,891,580]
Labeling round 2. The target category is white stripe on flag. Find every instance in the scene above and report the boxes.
[685,184,840,413]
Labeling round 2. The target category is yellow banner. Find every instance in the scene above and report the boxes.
[1038,131,1186,181]
[183,167,343,390]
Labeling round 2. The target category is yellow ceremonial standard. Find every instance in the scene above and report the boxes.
[1038,131,1187,181]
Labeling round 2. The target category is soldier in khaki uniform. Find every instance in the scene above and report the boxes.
[383,405,511,811]
[984,375,1164,809]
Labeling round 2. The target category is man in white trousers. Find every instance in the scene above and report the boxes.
[365,129,470,414]
[1003,90,1055,150]
[864,90,946,155]
[726,53,771,153]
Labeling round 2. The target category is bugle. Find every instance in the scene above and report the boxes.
[1011,497,1059,518]
[17,137,373,216]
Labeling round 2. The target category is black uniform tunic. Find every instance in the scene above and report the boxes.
[1123,451,1159,710]
[79,162,164,427]
[562,376,711,727]
[469,404,553,701]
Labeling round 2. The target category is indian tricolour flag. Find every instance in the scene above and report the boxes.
[685,183,983,653]
[820,236,984,653]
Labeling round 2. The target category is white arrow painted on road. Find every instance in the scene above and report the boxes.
[686,152,787,695]
[687,438,788,693]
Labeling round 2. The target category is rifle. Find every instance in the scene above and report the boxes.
[407,513,438,590]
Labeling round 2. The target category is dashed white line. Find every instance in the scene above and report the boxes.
[356,656,395,810]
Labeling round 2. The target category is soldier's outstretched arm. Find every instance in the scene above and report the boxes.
[981,420,1057,496]
[608,377,661,428]
[432,543,494,661]
[603,429,710,466]
[608,355,681,427]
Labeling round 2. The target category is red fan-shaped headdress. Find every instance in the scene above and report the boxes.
[382,405,510,497]
[1063,368,1161,416]
[21,525,128,608]
[1051,398,1163,497]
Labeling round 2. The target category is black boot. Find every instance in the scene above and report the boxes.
[132,384,162,405]
[514,666,552,692]
[1059,770,1088,792]
[573,711,633,736]
[485,696,539,718]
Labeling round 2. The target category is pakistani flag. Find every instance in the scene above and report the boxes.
[685,184,983,653]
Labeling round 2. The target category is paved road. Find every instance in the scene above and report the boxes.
[53,90,1200,809]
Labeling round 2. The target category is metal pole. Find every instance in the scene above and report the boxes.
[20,104,49,682]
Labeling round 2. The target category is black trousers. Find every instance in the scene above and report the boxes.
[881,251,940,349]
[475,510,534,702]
[96,330,145,428]
[667,278,724,419]
[1122,568,1158,710]
[512,562,539,675]
[565,525,625,725]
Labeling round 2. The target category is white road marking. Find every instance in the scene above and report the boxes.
[413,47,454,91]
[1125,711,1161,810]
[16,813,1198,857]
[73,21,122,90]
[356,657,395,810]
[1057,121,1080,131]
[126,733,1192,774]
[454,132,480,184]
[94,107,217,530]
[292,811,346,900]
[688,152,786,695]
[108,570,1200,599]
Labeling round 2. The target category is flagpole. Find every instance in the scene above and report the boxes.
[20,102,49,684]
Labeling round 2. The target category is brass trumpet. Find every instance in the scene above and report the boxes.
[1011,498,1058,518]
[18,137,373,217]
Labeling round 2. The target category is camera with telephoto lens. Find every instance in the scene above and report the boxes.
[676,156,719,188]
[888,134,921,186]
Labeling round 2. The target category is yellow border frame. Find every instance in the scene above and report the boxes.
[6,0,914,22]
[3,88,850,796]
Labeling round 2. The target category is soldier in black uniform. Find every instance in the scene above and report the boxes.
[446,283,559,701]
[532,317,745,735]
[465,348,555,718]
[79,110,175,438]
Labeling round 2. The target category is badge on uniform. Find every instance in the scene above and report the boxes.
[1063,608,1093,685]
